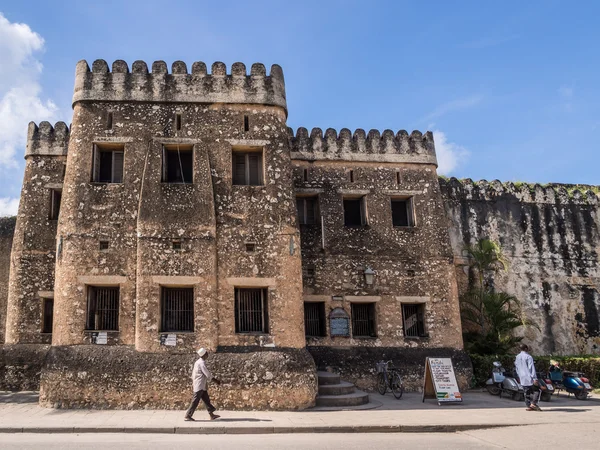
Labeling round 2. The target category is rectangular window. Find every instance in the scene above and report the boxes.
[402,303,426,337]
[304,302,326,337]
[344,197,367,227]
[232,150,264,185]
[296,196,319,225]
[92,144,124,183]
[351,303,377,337]
[235,288,269,334]
[162,145,193,183]
[391,198,414,227]
[49,189,61,220]
[41,298,53,333]
[161,287,194,332]
[86,286,119,331]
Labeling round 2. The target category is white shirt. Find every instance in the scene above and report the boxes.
[515,351,537,386]
[191,357,212,392]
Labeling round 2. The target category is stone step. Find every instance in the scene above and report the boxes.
[318,381,355,396]
[315,390,370,407]
[317,371,341,386]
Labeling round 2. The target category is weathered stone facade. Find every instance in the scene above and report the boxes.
[1,57,595,408]
[0,217,16,344]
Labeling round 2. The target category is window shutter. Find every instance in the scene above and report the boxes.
[296,198,305,224]
[360,197,367,226]
[233,153,246,185]
[112,151,124,183]
[248,153,261,185]
[92,145,101,182]
[306,198,316,225]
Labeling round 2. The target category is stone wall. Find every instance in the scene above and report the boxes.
[441,178,600,355]
[40,346,316,410]
[0,217,16,344]
[0,344,50,390]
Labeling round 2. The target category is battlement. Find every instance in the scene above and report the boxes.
[440,177,600,206]
[25,121,70,158]
[288,128,437,164]
[72,59,287,112]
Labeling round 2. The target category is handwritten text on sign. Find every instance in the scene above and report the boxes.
[429,358,462,402]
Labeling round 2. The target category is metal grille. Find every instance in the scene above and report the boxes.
[402,303,426,337]
[304,302,325,337]
[86,286,119,331]
[42,298,53,333]
[235,288,268,333]
[161,287,194,332]
[351,303,376,337]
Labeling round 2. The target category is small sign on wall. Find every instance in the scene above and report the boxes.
[160,333,177,346]
[422,357,462,404]
[329,307,350,337]
[91,331,107,345]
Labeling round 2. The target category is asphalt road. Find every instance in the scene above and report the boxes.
[0,424,598,450]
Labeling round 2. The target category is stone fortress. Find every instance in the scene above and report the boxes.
[0,59,598,410]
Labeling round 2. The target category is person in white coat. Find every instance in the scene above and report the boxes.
[515,343,541,411]
[184,348,221,421]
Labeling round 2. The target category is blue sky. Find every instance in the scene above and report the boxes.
[1,0,599,215]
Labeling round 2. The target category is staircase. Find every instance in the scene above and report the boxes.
[314,371,379,410]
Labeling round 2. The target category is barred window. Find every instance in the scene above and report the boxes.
[235,288,269,334]
[232,150,263,185]
[296,196,319,225]
[351,303,377,337]
[161,287,194,332]
[86,286,119,331]
[391,197,414,227]
[92,144,124,183]
[41,298,53,333]
[304,302,326,337]
[402,303,426,337]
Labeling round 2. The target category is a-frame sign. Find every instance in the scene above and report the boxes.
[422,357,463,405]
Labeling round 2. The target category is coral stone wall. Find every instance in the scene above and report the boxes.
[0,217,16,344]
[441,178,600,355]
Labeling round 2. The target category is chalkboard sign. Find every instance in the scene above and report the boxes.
[329,308,350,337]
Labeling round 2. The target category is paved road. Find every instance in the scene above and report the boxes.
[0,424,598,449]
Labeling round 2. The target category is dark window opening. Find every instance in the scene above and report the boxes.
[49,189,62,220]
[106,112,113,130]
[42,298,53,333]
[402,303,427,337]
[99,240,109,250]
[175,113,182,131]
[245,243,256,252]
[86,286,119,331]
[391,198,414,227]
[343,197,366,227]
[351,303,377,337]
[162,145,193,183]
[303,264,316,278]
[172,240,182,250]
[92,144,124,183]
[296,196,319,225]
[244,115,249,132]
[161,287,194,332]
[407,269,416,277]
[232,150,263,185]
[235,288,269,334]
[304,302,326,337]
[303,168,309,182]
[396,171,401,185]
[349,170,354,182]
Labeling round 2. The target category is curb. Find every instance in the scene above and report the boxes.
[0,423,526,434]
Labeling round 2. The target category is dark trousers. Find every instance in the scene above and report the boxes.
[524,385,541,407]
[185,390,216,418]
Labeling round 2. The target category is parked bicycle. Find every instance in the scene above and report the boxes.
[376,360,404,399]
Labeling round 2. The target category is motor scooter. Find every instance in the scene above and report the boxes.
[486,361,523,400]
[549,363,592,400]
[535,372,554,402]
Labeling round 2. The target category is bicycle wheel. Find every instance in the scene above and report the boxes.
[391,372,404,399]
[377,372,387,395]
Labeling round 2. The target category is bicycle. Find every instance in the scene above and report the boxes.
[376,360,404,399]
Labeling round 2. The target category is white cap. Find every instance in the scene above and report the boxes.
[197,348,207,357]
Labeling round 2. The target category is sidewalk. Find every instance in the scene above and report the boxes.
[1,390,599,434]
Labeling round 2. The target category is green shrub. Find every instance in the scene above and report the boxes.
[469,354,600,388]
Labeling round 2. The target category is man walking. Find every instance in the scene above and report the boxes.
[184,348,221,421]
[515,343,541,411]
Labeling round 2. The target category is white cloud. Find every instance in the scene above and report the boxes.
[0,12,57,168]
[432,130,469,175]
[0,197,19,216]
[420,95,483,123]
